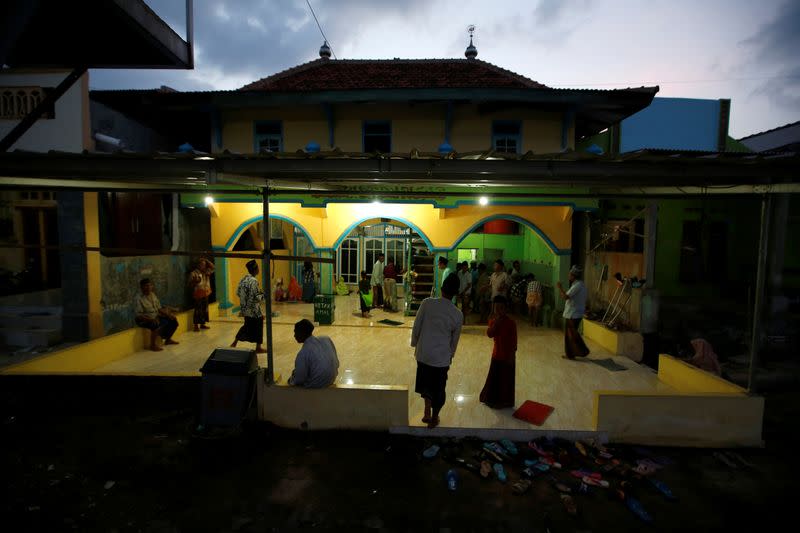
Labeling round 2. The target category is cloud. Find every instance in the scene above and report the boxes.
[740,0,800,119]
[742,0,800,66]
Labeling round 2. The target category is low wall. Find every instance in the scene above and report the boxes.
[2,303,218,375]
[583,319,643,361]
[258,380,408,431]
[593,354,764,447]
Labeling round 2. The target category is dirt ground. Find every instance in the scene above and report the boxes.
[0,381,795,532]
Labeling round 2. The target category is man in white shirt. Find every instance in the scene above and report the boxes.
[437,256,452,298]
[371,253,385,309]
[288,319,339,388]
[411,272,463,428]
[490,259,511,300]
[556,265,590,359]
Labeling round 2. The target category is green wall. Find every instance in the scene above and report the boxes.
[603,198,761,299]
[450,226,558,286]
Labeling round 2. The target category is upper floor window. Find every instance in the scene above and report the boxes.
[363,120,391,153]
[254,121,282,152]
[492,121,521,153]
[0,87,55,120]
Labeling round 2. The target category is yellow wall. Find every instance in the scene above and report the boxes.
[258,378,409,430]
[221,104,566,153]
[2,304,218,375]
[212,202,572,252]
[583,319,643,359]
[84,192,103,339]
[658,354,746,394]
[594,391,764,447]
[591,354,762,447]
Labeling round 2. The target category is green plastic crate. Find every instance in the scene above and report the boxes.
[313,294,335,325]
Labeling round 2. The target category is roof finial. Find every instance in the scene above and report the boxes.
[319,40,331,59]
[465,25,477,59]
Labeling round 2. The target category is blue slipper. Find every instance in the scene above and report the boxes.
[493,463,507,483]
[500,439,518,455]
[649,478,677,500]
[625,496,653,523]
[423,445,440,459]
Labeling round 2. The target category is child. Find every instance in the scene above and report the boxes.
[525,274,542,327]
[479,295,517,409]
[274,278,287,302]
[358,270,372,318]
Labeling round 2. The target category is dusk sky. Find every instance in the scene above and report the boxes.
[89,0,800,139]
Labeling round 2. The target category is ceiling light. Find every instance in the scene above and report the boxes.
[479,196,489,206]
[204,194,214,206]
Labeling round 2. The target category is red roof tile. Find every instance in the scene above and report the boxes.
[240,59,549,92]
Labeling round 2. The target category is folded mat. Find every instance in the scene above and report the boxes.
[513,400,555,426]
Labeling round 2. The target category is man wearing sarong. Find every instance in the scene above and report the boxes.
[230,260,266,354]
[479,295,517,409]
[411,273,463,428]
[557,265,590,359]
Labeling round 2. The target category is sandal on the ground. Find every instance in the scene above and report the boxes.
[512,479,532,495]
[421,415,432,423]
[625,495,653,523]
[560,494,577,515]
[422,445,440,459]
[582,476,609,488]
[480,460,492,478]
[548,475,571,493]
[493,463,507,483]
[426,417,440,429]
[500,439,518,455]
[649,478,677,500]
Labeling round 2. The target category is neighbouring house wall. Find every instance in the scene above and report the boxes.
[90,100,168,152]
[620,98,722,153]
[0,71,88,152]
[100,255,191,334]
[221,104,567,154]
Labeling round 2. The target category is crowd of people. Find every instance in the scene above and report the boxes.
[410,262,590,427]
[133,255,593,423]
[434,257,551,329]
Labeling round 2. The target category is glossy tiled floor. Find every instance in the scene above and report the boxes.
[96,294,672,431]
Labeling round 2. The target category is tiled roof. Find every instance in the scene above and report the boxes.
[239,58,549,92]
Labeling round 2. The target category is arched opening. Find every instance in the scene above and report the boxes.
[444,215,562,325]
[334,218,432,315]
[225,215,319,306]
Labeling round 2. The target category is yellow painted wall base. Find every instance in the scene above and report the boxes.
[583,319,643,361]
[2,303,219,375]
[592,355,764,447]
[594,392,764,447]
[258,379,408,430]
[658,354,746,393]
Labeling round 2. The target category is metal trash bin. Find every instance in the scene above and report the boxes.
[199,348,258,426]
[313,294,335,325]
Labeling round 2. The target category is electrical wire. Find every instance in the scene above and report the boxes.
[306,0,336,59]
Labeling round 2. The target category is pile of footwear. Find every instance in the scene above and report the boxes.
[427,436,682,523]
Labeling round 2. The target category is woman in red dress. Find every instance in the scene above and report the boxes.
[479,295,517,409]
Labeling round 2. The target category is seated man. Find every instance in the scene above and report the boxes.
[134,278,179,352]
[288,319,339,388]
